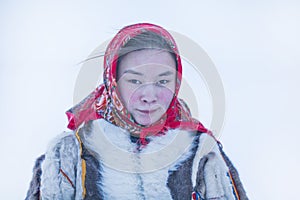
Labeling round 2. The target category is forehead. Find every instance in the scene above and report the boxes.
[118,49,176,75]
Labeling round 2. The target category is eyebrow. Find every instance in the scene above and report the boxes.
[158,71,174,77]
[123,69,144,76]
[123,69,174,77]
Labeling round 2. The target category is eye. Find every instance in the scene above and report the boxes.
[128,79,142,84]
[156,80,170,86]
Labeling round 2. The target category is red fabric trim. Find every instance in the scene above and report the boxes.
[59,169,75,189]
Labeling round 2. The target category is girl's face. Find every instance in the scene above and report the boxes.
[117,49,177,126]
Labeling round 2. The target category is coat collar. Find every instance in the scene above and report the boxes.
[79,119,198,173]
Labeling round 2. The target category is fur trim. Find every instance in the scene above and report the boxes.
[218,147,249,200]
[192,134,238,199]
[79,119,198,199]
[192,134,217,187]
[25,154,45,200]
[40,132,82,200]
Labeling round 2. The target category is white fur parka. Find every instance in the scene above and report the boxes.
[25,119,248,200]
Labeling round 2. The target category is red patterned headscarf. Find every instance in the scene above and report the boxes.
[66,23,211,145]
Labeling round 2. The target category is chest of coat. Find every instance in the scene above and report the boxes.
[101,163,172,199]
[83,144,197,200]
[81,119,198,199]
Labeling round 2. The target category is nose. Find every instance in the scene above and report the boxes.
[140,84,157,104]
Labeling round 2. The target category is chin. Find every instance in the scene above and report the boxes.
[136,120,152,127]
[135,117,159,127]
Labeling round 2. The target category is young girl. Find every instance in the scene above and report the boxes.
[26,23,248,200]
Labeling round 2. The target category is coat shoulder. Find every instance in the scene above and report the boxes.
[40,131,82,199]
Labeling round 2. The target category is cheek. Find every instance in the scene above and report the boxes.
[127,90,141,105]
[118,83,135,109]
[157,88,174,106]
[119,85,144,112]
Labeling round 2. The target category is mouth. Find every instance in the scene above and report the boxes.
[136,108,158,115]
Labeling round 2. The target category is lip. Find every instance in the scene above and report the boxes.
[136,108,158,114]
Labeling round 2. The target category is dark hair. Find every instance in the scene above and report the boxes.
[116,31,177,79]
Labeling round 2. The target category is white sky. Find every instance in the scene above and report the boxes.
[1,0,300,199]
